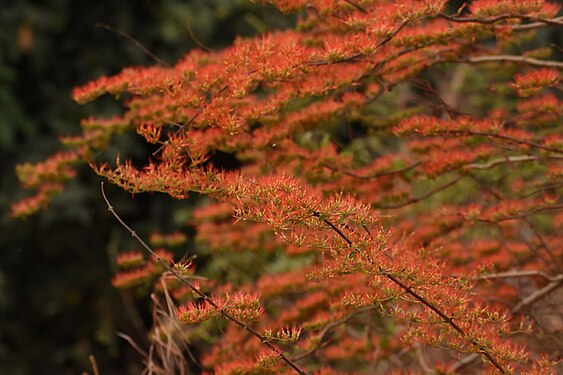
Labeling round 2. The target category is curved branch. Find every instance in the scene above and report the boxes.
[95,23,170,67]
[477,271,561,283]
[465,155,563,170]
[467,55,563,69]
[510,275,563,316]
[438,13,563,27]
[498,16,563,30]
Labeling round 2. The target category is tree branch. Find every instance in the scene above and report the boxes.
[473,204,563,223]
[307,20,409,66]
[497,16,563,30]
[477,270,561,283]
[510,276,563,316]
[100,182,309,375]
[316,215,507,373]
[467,55,563,69]
[95,23,170,67]
[465,155,563,170]
[449,274,563,373]
[438,13,563,27]
[374,176,462,209]
[450,130,563,155]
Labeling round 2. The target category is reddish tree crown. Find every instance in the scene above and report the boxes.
[14,1,562,374]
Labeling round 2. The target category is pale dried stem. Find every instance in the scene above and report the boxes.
[467,55,563,68]
[477,271,562,283]
[466,155,563,170]
[89,355,100,375]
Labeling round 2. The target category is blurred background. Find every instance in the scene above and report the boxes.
[0,1,293,373]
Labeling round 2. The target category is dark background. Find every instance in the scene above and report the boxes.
[0,1,293,373]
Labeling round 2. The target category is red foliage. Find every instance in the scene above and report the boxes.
[14,0,563,373]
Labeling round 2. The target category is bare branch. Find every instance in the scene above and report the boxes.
[511,276,563,316]
[466,155,563,170]
[499,16,563,30]
[117,332,149,358]
[467,55,563,69]
[95,23,170,67]
[452,130,563,155]
[89,355,100,375]
[473,204,563,223]
[477,270,561,283]
[438,13,563,27]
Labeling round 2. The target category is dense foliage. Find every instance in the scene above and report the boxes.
[2,1,286,374]
[13,0,563,374]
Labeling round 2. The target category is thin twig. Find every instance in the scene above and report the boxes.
[106,228,150,344]
[89,355,100,375]
[344,0,367,14]
[157,283,203,371]
[152,85,230,156]
[415,343,433,375]
[477,271,561,282]
[186,18,212,52]
[510,276,563,316]
[95,23,170,67]
[117,332,149,358]
[453,130,563,155]
[308,20,409,66]
[100,182,309,375]
[438,13,563,27]
[496,16,563,30]
[292,306,378,361]
[323,162,420,179]
[467,55,563,69]
[465,155,563,170]
[474,204,563,223]
[375,176,462,209]
[524,217,560,270]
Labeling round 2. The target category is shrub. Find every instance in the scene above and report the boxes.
[14,1,562,373]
